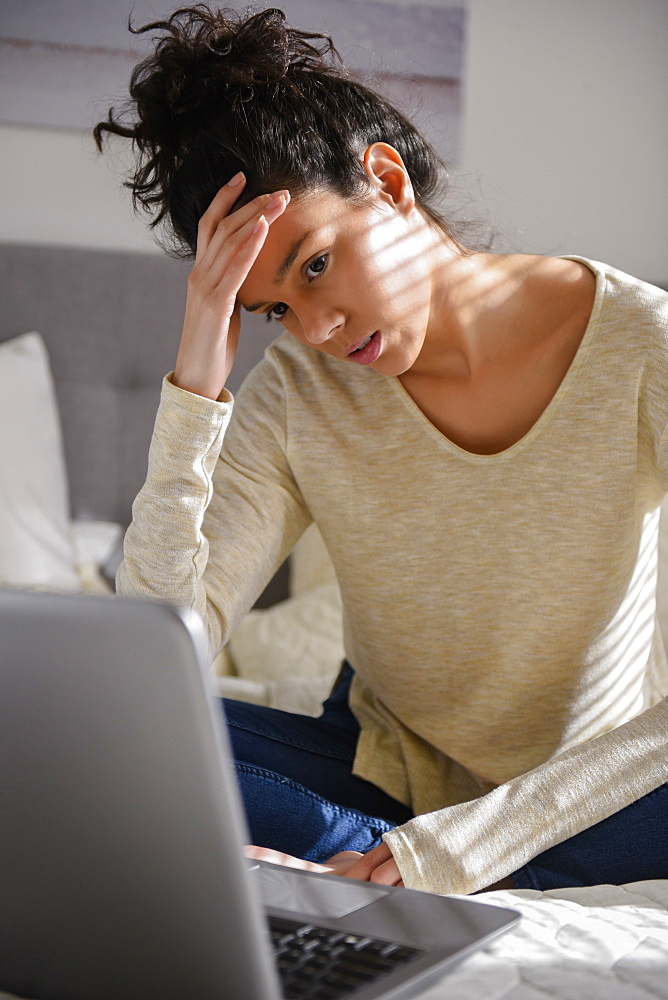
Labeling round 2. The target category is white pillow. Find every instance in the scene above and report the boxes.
[0,331,79,591]
[212,582,345,716]
[71,518,124,595]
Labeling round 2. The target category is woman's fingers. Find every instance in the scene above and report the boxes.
[196,174,289,271]
[176,167,291,399]
[243,845,330,874]
[329,842,404,887]
[242,845,404,889]
[186,197,285,330]
[219,213,269,296]
[204,192,288,296]
[370,858,404,887]
[319,851,365,877]
[174,188,288,397]
[195,171,247,263]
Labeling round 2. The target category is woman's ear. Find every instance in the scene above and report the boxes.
[362,143,415,214]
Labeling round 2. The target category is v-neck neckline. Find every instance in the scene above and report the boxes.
[385,257,605,463]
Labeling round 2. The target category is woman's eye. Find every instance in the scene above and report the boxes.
[264,254,328,322]
[266,302,289,323]
[305,254,328,280]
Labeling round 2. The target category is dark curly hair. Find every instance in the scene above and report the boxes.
[94,5,455,257]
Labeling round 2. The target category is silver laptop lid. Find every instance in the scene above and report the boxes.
[0,589,281,1000]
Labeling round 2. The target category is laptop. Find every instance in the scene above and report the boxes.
[0,589,519,1000]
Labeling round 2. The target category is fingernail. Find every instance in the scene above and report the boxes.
[228,171,245,187]
[253,215,266,234]
[266,192,286,210]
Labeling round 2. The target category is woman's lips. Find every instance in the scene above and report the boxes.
[347,330,381,365]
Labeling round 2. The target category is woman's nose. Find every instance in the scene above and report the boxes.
[301,310,343,345]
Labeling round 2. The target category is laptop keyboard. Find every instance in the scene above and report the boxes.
[269,914,422,999]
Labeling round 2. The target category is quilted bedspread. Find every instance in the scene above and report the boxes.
[420,880,668,999]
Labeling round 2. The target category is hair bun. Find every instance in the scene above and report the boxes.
[95,5,451,258]
[121,5,342,152]
[209,8,293,83]
[133,5,339,94]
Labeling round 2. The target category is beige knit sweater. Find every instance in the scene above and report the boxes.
[118,257,668,894]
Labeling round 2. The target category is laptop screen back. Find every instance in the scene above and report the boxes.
[0,590,280,1000]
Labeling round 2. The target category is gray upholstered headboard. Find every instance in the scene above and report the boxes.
[0,242,287,602]
[0,242,276,524]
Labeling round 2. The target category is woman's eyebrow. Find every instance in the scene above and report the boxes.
[275,230,314,283]
[242,229,315,312]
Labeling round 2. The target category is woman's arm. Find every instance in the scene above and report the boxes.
[383,694,668,895]
[116,351,312,654]
[116,177,310,651]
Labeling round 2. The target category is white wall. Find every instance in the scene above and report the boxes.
[1,0,667,280]
[0,123,156,253]
[457,0,668,283]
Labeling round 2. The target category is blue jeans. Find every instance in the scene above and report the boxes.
[222,664,668,891]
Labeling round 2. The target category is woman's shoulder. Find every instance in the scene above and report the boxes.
[560,256,668,319]
[515,253,666,307]
[527,255,668,362]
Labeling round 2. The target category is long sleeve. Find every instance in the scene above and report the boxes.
[385,684,668,895]
[117,361,311,655]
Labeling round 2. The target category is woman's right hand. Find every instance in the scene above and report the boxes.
[173,173,290,400]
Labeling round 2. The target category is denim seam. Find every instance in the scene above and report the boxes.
[237,763,395,833]
[226,718,354,762]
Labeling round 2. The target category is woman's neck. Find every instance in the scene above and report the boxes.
[417,247,593,379]
[398,248,597,454]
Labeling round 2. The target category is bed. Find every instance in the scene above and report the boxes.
[1,242,666,998]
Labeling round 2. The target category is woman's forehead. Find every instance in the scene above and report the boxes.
[238,191,363,305]
[235,211,310,307]
[278,187,354,224]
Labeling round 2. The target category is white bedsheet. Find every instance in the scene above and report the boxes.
[419,880,668,999]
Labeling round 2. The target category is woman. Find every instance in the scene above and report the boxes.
[95,5,668,895]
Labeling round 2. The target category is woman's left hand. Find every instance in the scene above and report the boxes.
[244,841,404,887]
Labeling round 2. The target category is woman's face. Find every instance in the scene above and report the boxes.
[237,187,438,377]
